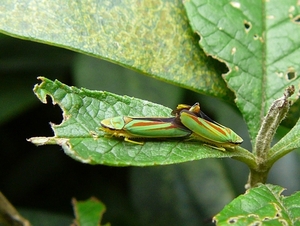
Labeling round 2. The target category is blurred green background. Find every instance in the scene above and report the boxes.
[1,34,299,225]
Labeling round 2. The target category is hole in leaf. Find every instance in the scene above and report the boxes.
[228,218,237,224]
[287,71,296,80]
[293,15,300,23]
[244,20,251,32]
[285,68,296,81]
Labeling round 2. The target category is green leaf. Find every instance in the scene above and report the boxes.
[28,77,252,166]
[72,197,109,226]
[268,117,300,163]
[183,0,300,143]
[0,0,232,100]
[214,184,300,225]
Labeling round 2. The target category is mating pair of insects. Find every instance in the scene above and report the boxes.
[100,103,243,150]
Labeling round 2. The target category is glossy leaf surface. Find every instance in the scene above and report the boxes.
[0,0,232,100]
[184,0,300,143]
[214,184,300,225]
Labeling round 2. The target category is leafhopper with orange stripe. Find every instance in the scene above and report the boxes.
[100,116,191,144]
[177,103,243,149]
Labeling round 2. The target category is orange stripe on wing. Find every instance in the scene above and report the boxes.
[189,113,228,136]
[131,121,178,131]
[132,121,165,126]
[204,120,228,136]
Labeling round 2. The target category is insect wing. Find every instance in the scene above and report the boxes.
[179,110,243,145]
[124,117,191,138]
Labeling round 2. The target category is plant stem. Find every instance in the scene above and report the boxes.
[231,146,256,169]
[246,86,294,188]
[245,169,269,189]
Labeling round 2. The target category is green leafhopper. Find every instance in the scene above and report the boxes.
[100,116,191,144]
[178,104,243,149]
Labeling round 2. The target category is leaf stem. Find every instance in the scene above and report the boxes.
[231,146,256,169]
